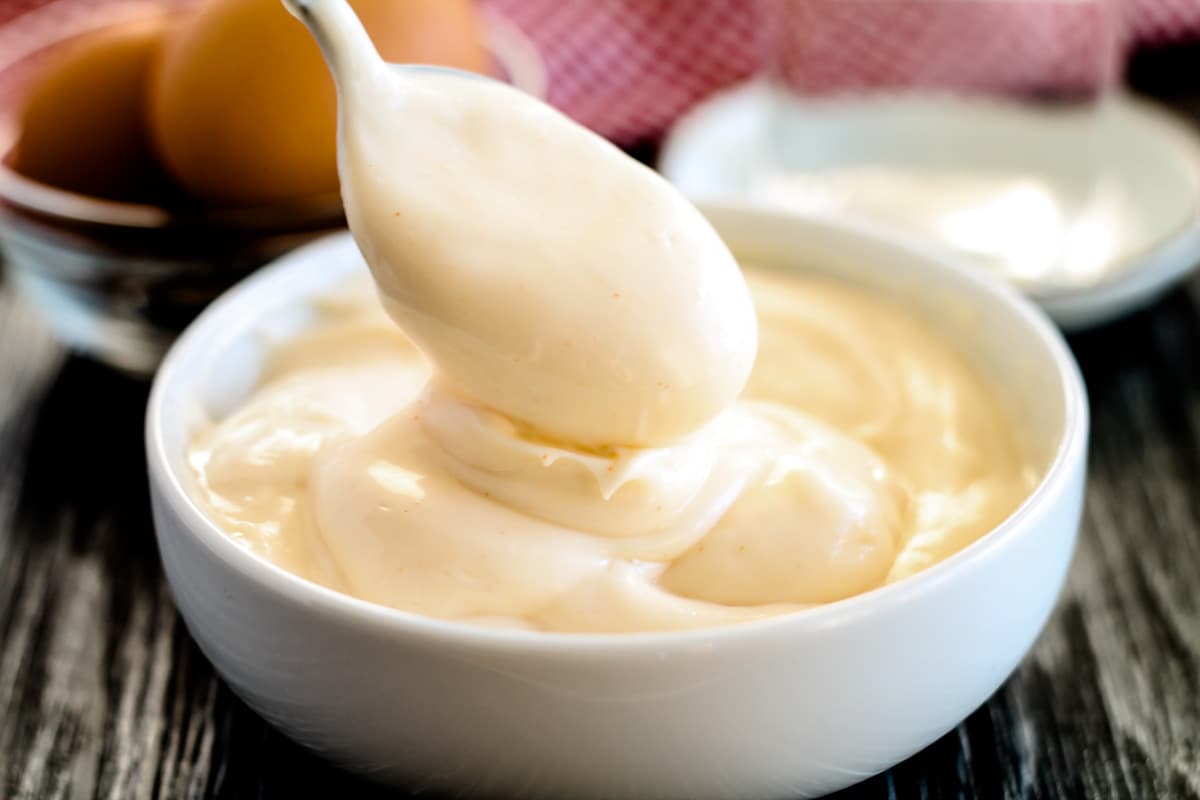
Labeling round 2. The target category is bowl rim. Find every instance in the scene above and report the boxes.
[145,205,1089,653]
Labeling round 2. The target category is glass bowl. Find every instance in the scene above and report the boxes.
[0,0,544,375]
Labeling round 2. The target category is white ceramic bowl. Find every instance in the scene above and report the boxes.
[146,206,1088,800]
[660,84,1200,331]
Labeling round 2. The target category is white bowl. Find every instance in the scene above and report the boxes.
[660,84,1200,331]
[146,206,1088,799]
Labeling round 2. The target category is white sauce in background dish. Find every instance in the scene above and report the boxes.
[185,0,1036,633]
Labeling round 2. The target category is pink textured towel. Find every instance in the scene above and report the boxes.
[485,0,1200,142]
[2,0,1197,144]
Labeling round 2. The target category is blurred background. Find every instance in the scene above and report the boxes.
[1,0,1200,374]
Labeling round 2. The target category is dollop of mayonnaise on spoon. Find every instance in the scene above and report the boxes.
[284,0,757,449]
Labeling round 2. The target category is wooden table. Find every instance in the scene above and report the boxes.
[4,57,1200,800]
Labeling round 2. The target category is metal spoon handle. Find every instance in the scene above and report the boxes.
[282,0,380,87]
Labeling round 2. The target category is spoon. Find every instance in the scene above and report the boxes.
[279,0,760,450]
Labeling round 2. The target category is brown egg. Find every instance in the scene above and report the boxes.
[12,15,176,203]
[148,0,488,205]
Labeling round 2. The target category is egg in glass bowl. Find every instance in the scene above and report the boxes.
[0,0,543,374]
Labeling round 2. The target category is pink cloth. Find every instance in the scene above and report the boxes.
[1,0,1198,144]
[768,1,1119,98]
[486,0,1200,142]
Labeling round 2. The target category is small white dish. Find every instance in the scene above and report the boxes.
[661,83,1200,330]
[146,207,1087,799]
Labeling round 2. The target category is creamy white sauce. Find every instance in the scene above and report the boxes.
[294,0,757,449]
[186,0,1035,633]
[188,271,1034,632]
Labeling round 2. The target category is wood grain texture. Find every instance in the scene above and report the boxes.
[4,53,1200,796]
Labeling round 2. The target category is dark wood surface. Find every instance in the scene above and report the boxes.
[4,54,1200,800]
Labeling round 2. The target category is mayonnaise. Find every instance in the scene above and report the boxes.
[284,0,757,449]
[185,0,1036,633]
[188,270,1035,633]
